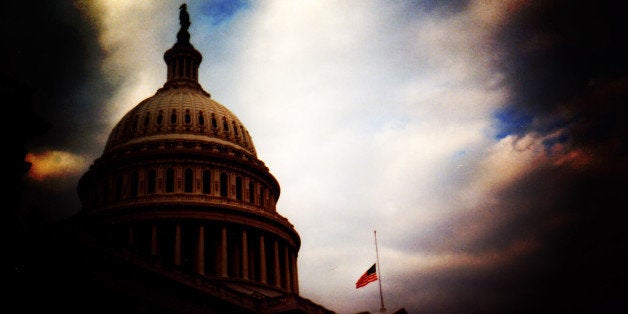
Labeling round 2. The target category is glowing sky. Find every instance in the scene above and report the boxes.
[7,1,627,313]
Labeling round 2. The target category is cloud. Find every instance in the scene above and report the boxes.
[25,150,89,183]
[78,1,176,138]
[468,0,531,31]
[196,1,526,312]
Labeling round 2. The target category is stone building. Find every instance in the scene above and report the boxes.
[63,4,332,313]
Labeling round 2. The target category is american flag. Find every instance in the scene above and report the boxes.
[355,263,378,289]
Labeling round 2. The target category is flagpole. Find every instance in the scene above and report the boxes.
[374,230,386,313]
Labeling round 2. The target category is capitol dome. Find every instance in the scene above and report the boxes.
[104,43,257,157]
[105,88,257,157]
[74,6,318,309]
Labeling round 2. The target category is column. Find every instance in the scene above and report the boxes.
[220,226,228,277]
[274,239,280,287]
[284,246,291,291]
[174,223,181,267]
[183,58,188,77]
[151,224,158,257]
[196,224,205,275]
[242,230,249,280]
[259,234,266,283]
[292,253,299,294]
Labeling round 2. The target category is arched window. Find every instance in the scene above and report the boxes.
[222,119,229,132]
[170,110,177,124]
[202,170,211,194]
[220,172,228,197]
[156,110,164,126]
[184,110,191,125]
[147,169,156,194]
[211,115,217,128]
[235,176,242,200]
[248,181,255,204]
[131,116,138,132]
[166,168,175,193]
[184,168,193,193]
[130,171,139,197]
[233,122,239,136]
[260,187,265,207]
[198,112,205,126]
[143,113,151,127]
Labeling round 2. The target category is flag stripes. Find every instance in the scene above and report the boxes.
[356,263,378,289]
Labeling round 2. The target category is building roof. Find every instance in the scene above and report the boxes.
[104,86,257,157]
[104,8,256,157]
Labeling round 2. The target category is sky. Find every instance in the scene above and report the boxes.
[4,0,627,313]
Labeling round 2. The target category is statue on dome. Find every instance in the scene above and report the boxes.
[177,3,191,44]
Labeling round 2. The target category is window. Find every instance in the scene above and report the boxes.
[202,170,211,194]
[156,110,164,125]
[198,112,205,126]
[260,187,265,207]
[233,122,239,136]
[220,172,228,197]
[184,168,193,193]
[211,115,217,128]
[184,110,191,124]
[147,169,156,194]
[249,181,255,203]
[170,110,177,124]
[222,119,229,132]
[166,168,175,193]
[131,116,138,131]
[236,176,242,200]
[130,171,139,197]
[143,113,151,127]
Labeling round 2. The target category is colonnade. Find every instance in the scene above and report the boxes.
[124,221,299,294]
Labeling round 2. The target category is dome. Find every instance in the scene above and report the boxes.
[76,5,307,303]
[103,23,256,158]
[104,87,257,157]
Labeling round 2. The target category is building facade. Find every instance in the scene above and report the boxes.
[73,5,332,313]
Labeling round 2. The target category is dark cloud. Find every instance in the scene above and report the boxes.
[3,1,111,226]
[488,1,628,311]
[385,159,628,312]
[19,177,82,226]
[2,0,112,155]
[475,162,628,311]
[392,2,628,312]
[496,1,627,143]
